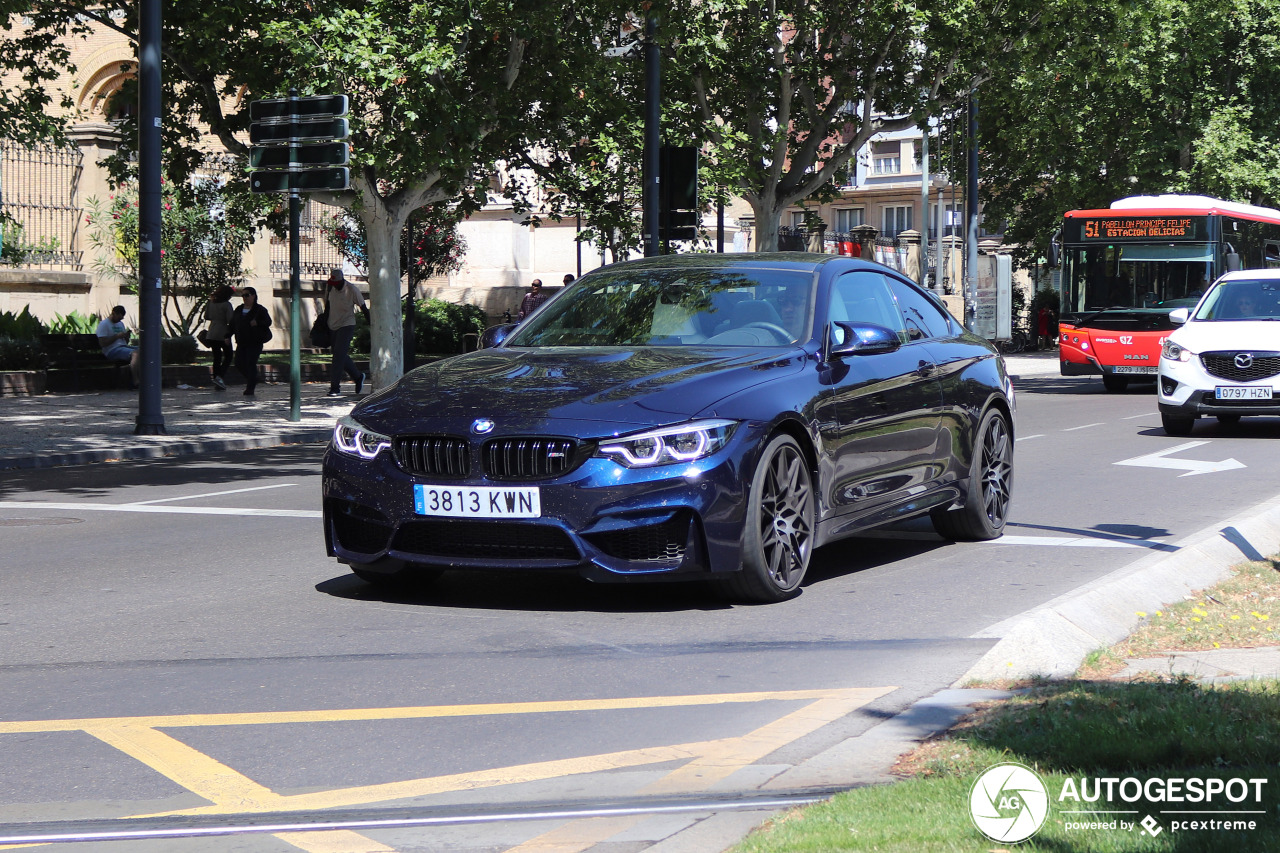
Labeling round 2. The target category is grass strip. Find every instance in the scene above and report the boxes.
[732,553,1280,852]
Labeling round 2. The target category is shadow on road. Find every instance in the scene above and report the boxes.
[1010,375,1156,395]
[0,444,326,499]
[315,532,945,613]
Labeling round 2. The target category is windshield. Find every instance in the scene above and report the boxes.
[1061,245,1213,315]
[505,267,816,347]
[1193,279,1280,321]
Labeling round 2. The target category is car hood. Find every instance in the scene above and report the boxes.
[1171,321,1280,353]
[355,346,805,437]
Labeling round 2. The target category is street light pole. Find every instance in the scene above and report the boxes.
[965,93,979,329]
[135,0,165,435]
[642,14,660,257]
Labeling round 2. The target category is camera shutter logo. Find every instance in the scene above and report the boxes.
[970,762,1050,843]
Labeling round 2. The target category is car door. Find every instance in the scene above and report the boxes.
[821,270,944,526]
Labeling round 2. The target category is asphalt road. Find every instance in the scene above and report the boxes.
[0,372,1277,852]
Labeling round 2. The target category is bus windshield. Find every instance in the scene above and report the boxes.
[1061,245,1211,315]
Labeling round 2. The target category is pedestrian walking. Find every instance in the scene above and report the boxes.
[231,286,272,398]
[203,285,235,390]
[516,278,548,321]
[325,268,368,397]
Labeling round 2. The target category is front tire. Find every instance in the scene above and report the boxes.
[932,408,1013,541]
[1102,375,1129,392]
[1161,413,1196,436]
[722,434,814,603]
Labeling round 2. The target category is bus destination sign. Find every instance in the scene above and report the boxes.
[1072,215,1207,243]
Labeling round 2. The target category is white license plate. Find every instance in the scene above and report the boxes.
[413,484,541,518]
[1112,366,1157,374]
[1215,386,1273,400]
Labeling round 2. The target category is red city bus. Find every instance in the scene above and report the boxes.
[1059,195,1280,390]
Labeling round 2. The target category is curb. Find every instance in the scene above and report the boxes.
[959,491,1280,682]
[0,429,332,471]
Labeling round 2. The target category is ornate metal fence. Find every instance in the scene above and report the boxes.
[872,236,908,273]
[0,142,84,270]
[269,198,349,279]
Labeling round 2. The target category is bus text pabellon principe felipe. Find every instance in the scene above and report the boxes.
[1058,194,1280,391]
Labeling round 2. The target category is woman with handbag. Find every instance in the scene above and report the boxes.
[202,285,235,390]
[230,286,272,398]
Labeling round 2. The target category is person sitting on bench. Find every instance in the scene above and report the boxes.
[95,305,140,388]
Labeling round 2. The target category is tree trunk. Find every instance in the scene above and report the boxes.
[751,192,783,252]
[360,208,406,391]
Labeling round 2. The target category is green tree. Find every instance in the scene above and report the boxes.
[41,0,629,389]
[657,0,1049,251]
[977,0,1280,268]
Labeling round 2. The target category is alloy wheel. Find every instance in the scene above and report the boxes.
[757,443,813,588]
[980,416,1013,526]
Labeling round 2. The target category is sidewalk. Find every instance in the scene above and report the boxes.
[0,381,354,470]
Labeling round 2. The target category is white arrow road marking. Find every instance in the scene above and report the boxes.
[1114,441,1246,477]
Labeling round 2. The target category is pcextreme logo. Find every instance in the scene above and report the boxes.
[970,762,1050,843]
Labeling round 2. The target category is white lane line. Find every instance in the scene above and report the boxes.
[0,501,319,519]
[1121,414,1150,420]
[1015,434,1045,442]
[985,535,1152,549]
[127,484,299,506]
[1063,422,1104,432]
[858,530,1171,549]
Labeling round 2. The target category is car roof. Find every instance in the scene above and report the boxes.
[1217,269,1280,282]
[587,252,880,276]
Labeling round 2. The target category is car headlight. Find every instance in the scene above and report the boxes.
[597,419,738,467]
[1161,340,1193,362]
[333,415,392,460]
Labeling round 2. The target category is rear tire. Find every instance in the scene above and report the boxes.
[721,434,814,604]
[932,408,1013,541]
[1161,413,1196,436]
[1102,375,1129,392]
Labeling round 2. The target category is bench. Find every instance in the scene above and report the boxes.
[40,333,133,391]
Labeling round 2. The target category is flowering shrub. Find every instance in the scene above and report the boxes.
[85,178,257,337]
[320,205,467,281]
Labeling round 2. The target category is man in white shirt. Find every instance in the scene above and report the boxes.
[325,269,368,396]
[95,305,140,387]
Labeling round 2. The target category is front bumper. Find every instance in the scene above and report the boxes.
[1158,357,1280,417]
[321,432,760,582]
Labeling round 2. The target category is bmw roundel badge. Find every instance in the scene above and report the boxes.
[471,418,496,435]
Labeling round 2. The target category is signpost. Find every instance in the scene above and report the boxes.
[248,90,350,421]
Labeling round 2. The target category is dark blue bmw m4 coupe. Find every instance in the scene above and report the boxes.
[322,253,1015,602]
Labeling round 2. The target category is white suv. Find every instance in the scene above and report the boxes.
[1158,270,1280,436]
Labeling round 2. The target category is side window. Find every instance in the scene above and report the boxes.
[829,272,906,340]
[887,278,951,341]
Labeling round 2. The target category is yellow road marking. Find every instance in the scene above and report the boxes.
[0,690,855,734]
[500,689,894,853]
[86,725,283,810]
[1,687,896,853]
[274,831,398,853]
